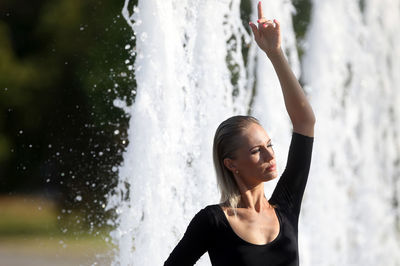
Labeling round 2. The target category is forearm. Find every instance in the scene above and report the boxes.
[267,49,315,136]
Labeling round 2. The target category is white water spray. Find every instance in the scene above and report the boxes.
[107,0,400,265]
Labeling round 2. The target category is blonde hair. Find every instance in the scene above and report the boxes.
[212,115,261,210]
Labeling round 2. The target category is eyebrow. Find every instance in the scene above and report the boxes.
[248,139,271,151]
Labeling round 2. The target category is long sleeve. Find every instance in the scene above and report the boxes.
[164,207,214,266]
[270,132,314,218]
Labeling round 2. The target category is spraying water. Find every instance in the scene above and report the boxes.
[107,0,400,265]
[300,0,400,265]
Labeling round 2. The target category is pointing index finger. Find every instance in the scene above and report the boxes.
[258,1,264,19]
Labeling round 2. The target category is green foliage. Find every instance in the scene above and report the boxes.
[0,0,137,230]
[291,0,312,60]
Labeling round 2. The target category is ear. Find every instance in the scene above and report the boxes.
[223,158,236,172]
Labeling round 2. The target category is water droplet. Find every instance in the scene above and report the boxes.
[125,59,130,64]
[98,151,103,156]
[125,44,131,50]
[140,32,148,42]
[46,179,50,183]
[135,19,142,26]
[80,27,84,31]
[112,166,118,172]
[114,130,120,135]
[75,195,82,202]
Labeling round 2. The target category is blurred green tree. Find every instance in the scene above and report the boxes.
[0,0,137,231]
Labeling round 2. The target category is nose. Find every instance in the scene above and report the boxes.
[262,146,274,162]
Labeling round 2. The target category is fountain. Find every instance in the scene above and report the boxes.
[107,0,400,265]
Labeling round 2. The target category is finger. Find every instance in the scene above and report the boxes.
[249,22,260,40]
[258,1,263,19]
[274,19,280,30]
[261,20,274,29]
[257,18,268,24]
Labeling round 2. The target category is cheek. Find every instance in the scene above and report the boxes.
[238,156,261,171]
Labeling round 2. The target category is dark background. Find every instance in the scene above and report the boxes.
[0,0,140,232]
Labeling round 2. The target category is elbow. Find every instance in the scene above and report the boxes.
[292,116,315,137]
[309,114,316,127]
[304,115,316,132]
[304,109,316,128]
[293,114,316,129]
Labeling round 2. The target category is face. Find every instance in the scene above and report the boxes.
[227,123,277,186]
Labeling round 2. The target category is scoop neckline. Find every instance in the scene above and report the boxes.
[216,204,282,247]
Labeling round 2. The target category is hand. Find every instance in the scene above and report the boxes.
[249,2,282,57]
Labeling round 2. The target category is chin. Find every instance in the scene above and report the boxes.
[263,172,278,182]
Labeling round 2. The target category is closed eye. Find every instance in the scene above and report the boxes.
[251,143,273,154]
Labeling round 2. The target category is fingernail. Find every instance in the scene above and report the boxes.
[257,19,260,23]
[263,24,267,28]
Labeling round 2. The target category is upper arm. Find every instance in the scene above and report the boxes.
[270,133,314,216]
[164,208,213,266]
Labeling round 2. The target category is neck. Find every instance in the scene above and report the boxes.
[237,182,267,213]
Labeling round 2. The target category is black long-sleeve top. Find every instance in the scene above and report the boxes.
[164,132,314,266]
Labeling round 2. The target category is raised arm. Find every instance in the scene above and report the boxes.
[249,2,315,137]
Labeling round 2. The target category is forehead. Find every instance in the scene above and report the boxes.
[239,123,270,147]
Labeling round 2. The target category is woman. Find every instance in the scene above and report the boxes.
[164,2,315,265]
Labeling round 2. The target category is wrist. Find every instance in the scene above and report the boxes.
[265,48,284,62]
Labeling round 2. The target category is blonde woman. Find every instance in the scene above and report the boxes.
[164,2,315,265]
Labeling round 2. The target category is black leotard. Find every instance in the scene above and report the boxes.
[164,132,313,266]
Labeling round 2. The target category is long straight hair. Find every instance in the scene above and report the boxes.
[212,115,261,210]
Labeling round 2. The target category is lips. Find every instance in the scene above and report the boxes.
[266,164,276,172]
